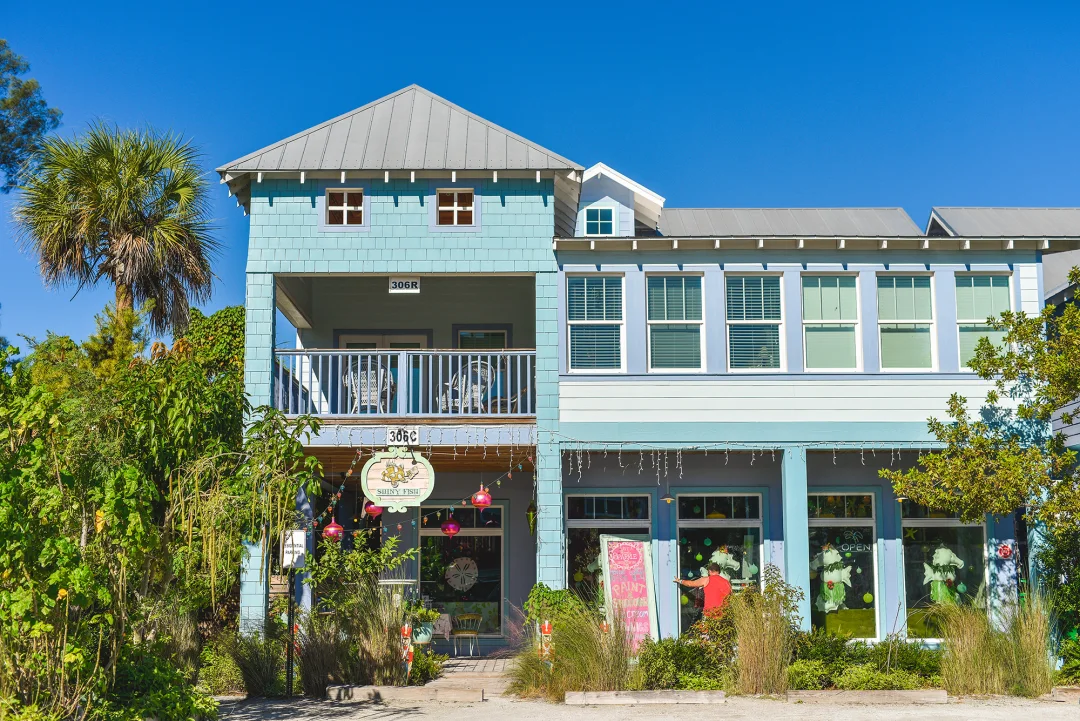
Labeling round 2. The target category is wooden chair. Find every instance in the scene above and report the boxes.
[450,613,483,656]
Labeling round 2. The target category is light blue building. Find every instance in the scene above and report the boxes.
[220,85,1071,647]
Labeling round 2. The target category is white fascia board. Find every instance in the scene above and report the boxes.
[583,162,666,208]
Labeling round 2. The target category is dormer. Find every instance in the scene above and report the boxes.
[575,162,665,238]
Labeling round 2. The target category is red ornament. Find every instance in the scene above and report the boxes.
[363,500,384,518]
[945,578,954,587]
[323,517,344,542]
[826,580,835,590]
[471,485,492,509]
[997,543,1013,560]
[441,519,461,537]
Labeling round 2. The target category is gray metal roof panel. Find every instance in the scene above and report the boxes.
[657,208,921,237]
[218,84,582,174]
[932,208,1080,237]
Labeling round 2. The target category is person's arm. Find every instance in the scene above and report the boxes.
[674,575,710,589]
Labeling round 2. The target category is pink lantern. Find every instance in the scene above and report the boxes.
[441,519,461,537]
[471,485,492,509]
[364,500,384,518]
[323,517,344,542]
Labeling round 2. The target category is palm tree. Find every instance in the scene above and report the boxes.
[14,122,217,334]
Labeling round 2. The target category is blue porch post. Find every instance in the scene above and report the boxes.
[535,270,565,587]
[296,485,314,612]
[239,540,269,635]
[782,446,811,630]
[987,513,1019,630]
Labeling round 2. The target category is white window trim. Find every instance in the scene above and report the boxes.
[899,513,989,641]
[583,204,618,237]
[726,274,786,373]
[325,188,364,226]
[436,188,476,226]
[801,274,862,372]
[807,492,879,640]
[419,504,505,638]
[646,273,706,373]
[876,273,938,373]
[567,274,626,374]
[565,494,651,588]
[954,272,1012,373]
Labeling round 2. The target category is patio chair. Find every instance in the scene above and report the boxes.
[439,359,496,413]
[343,362,394,414]
[451,613,483,656]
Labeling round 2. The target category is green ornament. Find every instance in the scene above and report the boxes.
[573,571,584,582]
[695,553,703,562]
[835,537,842,544]
[856,567,863,574]
[681,594,690,606]
[956,583,967,594]
[693,506,701,514]
[844,552,852,558]
[863,593,874,604]
[680,537,687,544]
[703,538,712,546]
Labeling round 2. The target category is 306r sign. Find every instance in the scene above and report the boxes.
[389,277,420,293]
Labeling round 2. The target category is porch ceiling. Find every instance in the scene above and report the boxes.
[307,445,535,475]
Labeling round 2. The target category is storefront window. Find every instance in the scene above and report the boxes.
[566,495,651,602]
[420,506,503,634]
[677,494,762,632]
[808,493,877,638]
[901,502,985,639]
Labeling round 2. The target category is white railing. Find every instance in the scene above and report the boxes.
[273,349,536,418]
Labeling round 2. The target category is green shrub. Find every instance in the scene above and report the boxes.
[675,672,729,690]
[197,642,244,696]
[1059,637,1080,684]
[220,625,286,698]
[833,664,923,691]
[869,635,941,677]
[787,659,830,690]
[90,646,218,721]
[407,648,447,686]
[523,583,593,627]
[636,636,727,690]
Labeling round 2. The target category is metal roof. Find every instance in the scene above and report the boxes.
[931,207,1080,238]
[656,208,921,238]
[217,85,582,174]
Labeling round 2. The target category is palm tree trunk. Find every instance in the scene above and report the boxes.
[115,283,133,313]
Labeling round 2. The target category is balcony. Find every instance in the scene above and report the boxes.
[273,349,536,419]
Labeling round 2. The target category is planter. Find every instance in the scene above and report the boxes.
[412,622,434,645]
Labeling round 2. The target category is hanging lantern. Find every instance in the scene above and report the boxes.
[471,485,492,509]
[661,492,675,504]
[364,500,384,518]
[323,517,344,542]
[441,519,461,537]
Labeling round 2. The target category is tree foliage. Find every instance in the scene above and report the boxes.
[14,123,217,334]
[0,39,61,192]
[881,267,1080,534]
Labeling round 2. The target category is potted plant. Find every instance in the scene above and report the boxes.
[407,601,442,645]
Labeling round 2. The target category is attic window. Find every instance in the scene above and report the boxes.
[437,190,474,226]
[327,190,363,225]
[585,207,614,236]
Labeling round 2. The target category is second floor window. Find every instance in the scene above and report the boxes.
[585,207,614,235]
[878,276,933,370]
[437,189,474,225]
[647,275,703,371]
[803,276,858,370]
[568,276,623,371]
[727,275,782,370]
[326,190,363,225]
[955,275,1010,368]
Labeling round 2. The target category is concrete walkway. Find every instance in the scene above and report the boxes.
[425,658,512,695]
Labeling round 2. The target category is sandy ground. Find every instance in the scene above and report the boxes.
[218,694,1080,721]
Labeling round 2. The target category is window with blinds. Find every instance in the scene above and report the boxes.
[727,276,782,370]
[878,276,933,369]
[803,276,858,370]
[568,276,624,370]
[647,275,703,370]
[956,275,1010,368]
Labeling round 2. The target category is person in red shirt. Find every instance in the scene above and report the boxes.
[675,562,733,618]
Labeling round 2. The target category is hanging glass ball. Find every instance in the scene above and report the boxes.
[703,538,712,546]
[863,593,874,604]
[471,485,492,509]
[695,553,703,562]
[322,518,344,542]
[681,594,690,606]
[441,520,461,538]
[363,500,383,518]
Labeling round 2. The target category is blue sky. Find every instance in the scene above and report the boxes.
[3,1,1079,344]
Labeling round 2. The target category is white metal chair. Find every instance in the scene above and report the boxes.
[343,364,394,413]
[439,359,496,413]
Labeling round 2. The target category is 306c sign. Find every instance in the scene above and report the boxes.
[385,425,420,446]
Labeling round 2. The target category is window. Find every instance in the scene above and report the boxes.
[457,330,508,350]
[901,501,985,639]
[585,207,614,236]
[677,494,762,632]
[808,494,877,639]
[727,276,782,370]
[420,505,503,634]
[877,276,934,369]
[326,189,363,226]
[567,276,624,371]
[436,189,474,226]
[647,275,704,371]
[803,276,859,370]
[566,495,650,603]
[956,275,1010,368]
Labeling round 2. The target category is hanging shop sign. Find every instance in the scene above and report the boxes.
[599,534,659,650]
[361,446,435,512]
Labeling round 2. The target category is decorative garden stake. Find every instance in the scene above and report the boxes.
[441,519,461,538]
[526,501,537,535]
[364,500,384,518]
[471,484,492,509]
[401,623,414,681]
[539,619,553,670]
[323,517,344,542]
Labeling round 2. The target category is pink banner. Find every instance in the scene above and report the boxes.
[604,540,653,649]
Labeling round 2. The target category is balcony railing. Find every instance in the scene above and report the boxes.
[273,349,536,418]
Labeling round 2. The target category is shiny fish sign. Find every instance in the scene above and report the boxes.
[361,446,435,512]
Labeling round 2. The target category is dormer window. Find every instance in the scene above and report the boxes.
[437,189,474,226]
[585,207,614,236]
[326,190,363,225]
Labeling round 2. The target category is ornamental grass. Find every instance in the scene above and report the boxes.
[729,565,802,696]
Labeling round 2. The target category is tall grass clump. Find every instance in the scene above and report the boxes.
[729,564,803,695]
[1004,592,1054,697]
[506,595,636,701]
[296,613,349,697]
[221,622,286,697]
